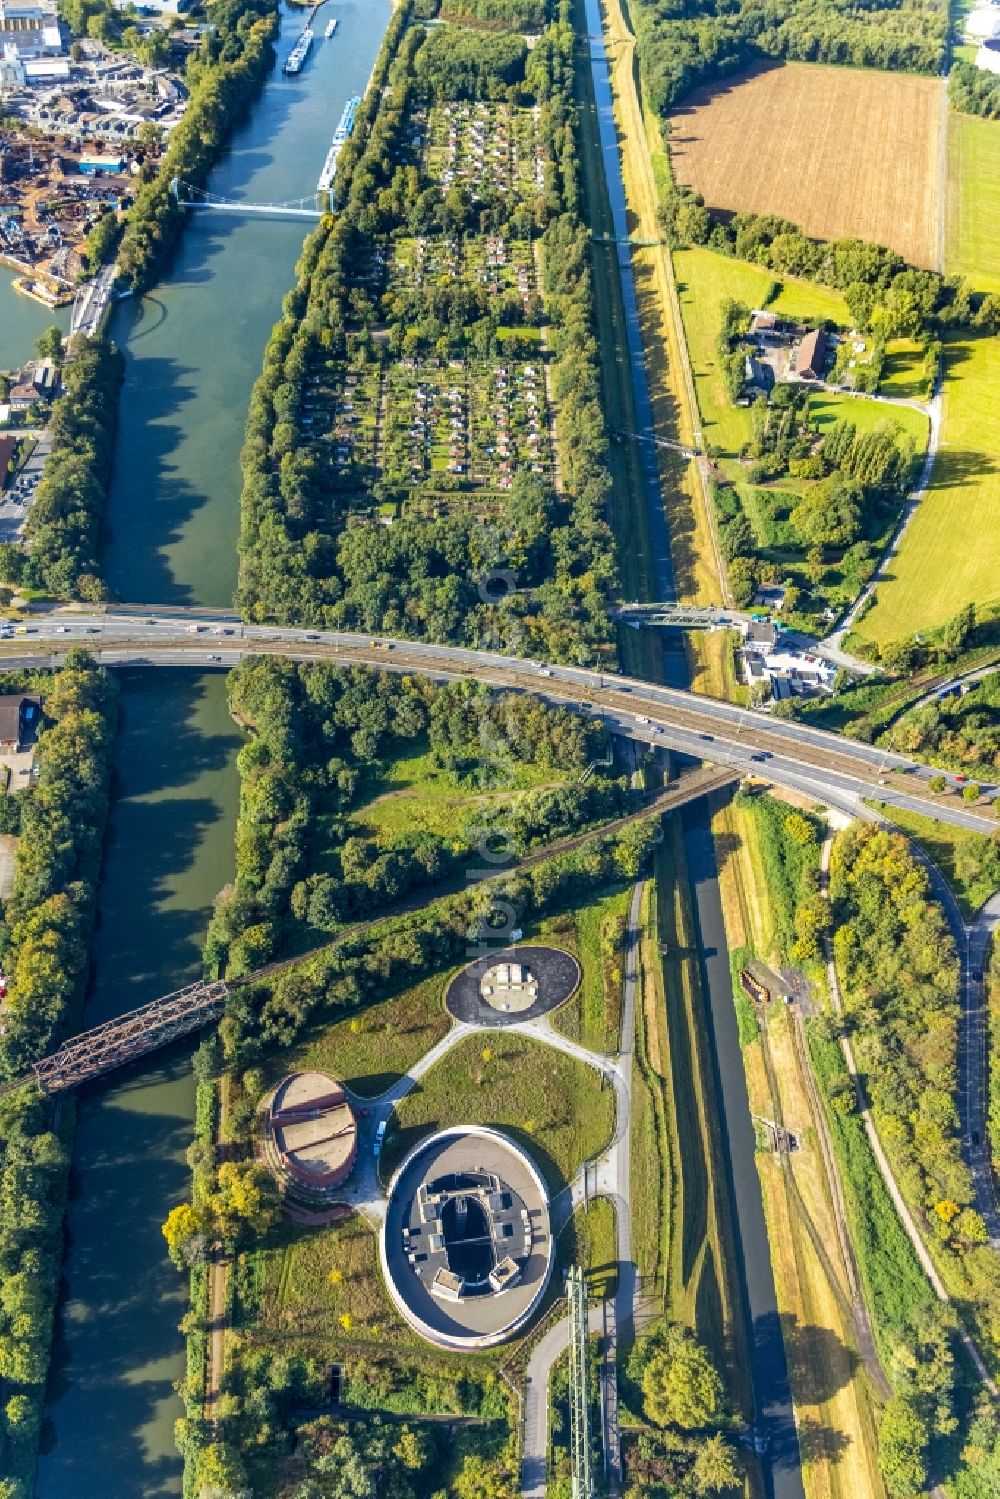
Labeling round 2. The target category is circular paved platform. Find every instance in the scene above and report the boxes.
[445,945,580,1027]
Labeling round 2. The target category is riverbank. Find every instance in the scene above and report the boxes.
[36,5,392,1493]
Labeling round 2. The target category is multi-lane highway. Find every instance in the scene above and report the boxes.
[6,608,996,835]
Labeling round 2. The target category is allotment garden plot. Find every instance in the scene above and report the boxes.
[299,98,554,509]
[423,98,547,199]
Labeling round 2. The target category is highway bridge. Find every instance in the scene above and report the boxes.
[3,609,995,835]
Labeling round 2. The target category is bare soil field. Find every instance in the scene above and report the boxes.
[669,62,943,269]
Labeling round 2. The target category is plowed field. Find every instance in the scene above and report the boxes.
[669,62,943,269]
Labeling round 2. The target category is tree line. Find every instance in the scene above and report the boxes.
[630,0,946,127]
[237,2,620,663]
[0,654,118,1495]
[2,337,123,602]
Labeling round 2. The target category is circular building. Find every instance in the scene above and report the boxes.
[480,959,539,1013]
[381,1126,553,1350]
[262,1071,358,1204]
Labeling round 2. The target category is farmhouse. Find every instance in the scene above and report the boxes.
[794,328,829,382]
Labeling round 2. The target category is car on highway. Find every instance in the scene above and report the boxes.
[207,654,222,662]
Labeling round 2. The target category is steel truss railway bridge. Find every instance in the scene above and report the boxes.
[26,981,230,1095]
[1,766,733,1098]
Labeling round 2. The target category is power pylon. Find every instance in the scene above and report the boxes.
[567,1264,595,1499]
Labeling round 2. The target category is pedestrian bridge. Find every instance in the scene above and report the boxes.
[169,177,323,220]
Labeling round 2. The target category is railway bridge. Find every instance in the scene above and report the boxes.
[22,980,230,1096]
[3,767,735,1099]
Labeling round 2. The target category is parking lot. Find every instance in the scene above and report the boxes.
[0,429,49,543]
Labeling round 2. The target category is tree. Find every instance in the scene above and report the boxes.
[878,1396,929,1497]
[791,475,862,552]
[929,775,948,793]
[784,812,817,847]
[34,326,64,366]
[162,1202,206,1269]
[942,602,975,654]
[195,1439,250,1498]
[692,1433,743,1492]
[207,1162,277,1243]
[642,1327,723,1429]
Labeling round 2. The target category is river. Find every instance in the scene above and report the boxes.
[580,0,803,1492]
[38,4,390,1492]
[101,0,390,609]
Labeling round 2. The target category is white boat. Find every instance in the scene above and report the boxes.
[317,95,361,191]
[325,17,337,36]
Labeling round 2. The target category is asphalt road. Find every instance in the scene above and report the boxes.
[4,611,995,834]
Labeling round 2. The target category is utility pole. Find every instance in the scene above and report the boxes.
[567,1264,595,1499]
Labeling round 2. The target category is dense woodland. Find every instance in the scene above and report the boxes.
[7,337,123,600]
[888,671,1000,778]
[0,656,118,1492]
[630,0,947,126]
[204,656,633,980]
[950,60,1000,120]
[238,4,619,662]
[441,0,547,28]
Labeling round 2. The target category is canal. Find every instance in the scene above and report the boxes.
[39,3,391,1493]
[101,0,390,609]
[580,0,804,1492]
[37,672,241,1497]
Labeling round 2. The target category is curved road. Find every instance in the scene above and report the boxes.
[3,613,996,834]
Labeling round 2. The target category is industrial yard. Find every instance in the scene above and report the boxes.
[0,27,187,299]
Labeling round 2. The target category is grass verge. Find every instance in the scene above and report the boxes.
[381,1031,614,1192]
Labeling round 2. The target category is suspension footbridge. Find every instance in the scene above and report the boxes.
[169,178,324,220]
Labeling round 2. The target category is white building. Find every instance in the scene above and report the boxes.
[976,37,1000,71]
[966,4,1000,40]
